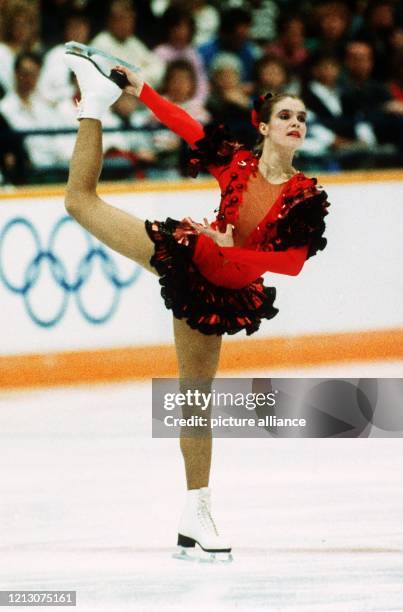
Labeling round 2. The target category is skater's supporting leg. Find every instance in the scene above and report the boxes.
[173,317,222,490]
[65,119,156,273]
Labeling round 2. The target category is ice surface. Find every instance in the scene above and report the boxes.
[1,363,402,611]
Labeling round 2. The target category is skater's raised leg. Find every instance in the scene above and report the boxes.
[64,54,156,273]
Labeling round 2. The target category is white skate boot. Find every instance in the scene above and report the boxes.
[64,45,123,120]
[173,487,233,563]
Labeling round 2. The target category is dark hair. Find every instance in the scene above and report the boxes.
[253,53,290,84]
[220,8,252,36]
[64,9,91,25]
[14,51,42,72]
[307,50,341,75]
[162,59,197,97]
[276,12,305,35]
[161,6,195,43]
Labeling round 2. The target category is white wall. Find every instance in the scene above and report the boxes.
[0,179,401,355]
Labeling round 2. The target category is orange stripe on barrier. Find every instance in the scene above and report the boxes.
[0,329,401,389]
[0,169,402,201]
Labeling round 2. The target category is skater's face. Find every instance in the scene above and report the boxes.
[259,97,307,150]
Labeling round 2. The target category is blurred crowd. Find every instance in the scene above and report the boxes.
[0,0,402,184]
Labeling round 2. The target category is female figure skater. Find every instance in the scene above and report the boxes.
[64,50,329,561]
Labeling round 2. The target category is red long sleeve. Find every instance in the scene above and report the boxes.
[139,83,205,147]
[192,234,309,289]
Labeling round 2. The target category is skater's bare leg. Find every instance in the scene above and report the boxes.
[65,119,156,273]
[173,317,222,490]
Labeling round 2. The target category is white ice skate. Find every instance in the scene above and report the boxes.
[64,42,127,120]
[173,487,233,563]
[65,41,141,90]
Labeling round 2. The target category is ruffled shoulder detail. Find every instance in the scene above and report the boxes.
[187,123,244,178]
[273,174,330,259]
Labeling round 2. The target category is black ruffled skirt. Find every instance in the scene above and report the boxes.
[145,217,279,336]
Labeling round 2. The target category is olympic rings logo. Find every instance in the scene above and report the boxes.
[0,216,142,327]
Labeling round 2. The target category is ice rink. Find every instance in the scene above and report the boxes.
[1,362,403,611]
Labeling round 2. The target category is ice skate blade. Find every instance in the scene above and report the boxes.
[172,547,233,564]
[65,42,141,73]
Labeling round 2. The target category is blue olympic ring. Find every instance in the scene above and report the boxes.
[0,216,142,327]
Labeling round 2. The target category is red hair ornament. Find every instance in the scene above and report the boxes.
[251,92,273,128]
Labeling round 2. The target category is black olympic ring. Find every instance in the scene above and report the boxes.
[0,216,142,327]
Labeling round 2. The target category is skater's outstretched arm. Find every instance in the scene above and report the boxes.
[116,65,205,147]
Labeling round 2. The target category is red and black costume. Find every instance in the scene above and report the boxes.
[141,84,330,336]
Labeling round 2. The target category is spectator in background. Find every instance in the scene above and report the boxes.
[154,7,208,103]
[354,0,396,79]
[0,0,41,97]
[206,52,254,147]
[160,59,209,123]
[302,52,368,150]
[188,0,219,47]
[253,54,293,96]
[55,74,156,171]
[198,8,260,85]
[145,59,210,174]
[248,0,279,46]
[0,52,67,170]
[341,40,403,161]
[309,2,351,60]
[39,11,91,105]
[40,0,120,46]
[265,13,309,73]
[91,0,164,87]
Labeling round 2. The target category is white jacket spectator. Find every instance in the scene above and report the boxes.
[90,0,164,88]
[0,52,67,168]
[38,11,91,105]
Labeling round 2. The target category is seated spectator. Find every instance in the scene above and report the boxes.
[308,2,352,60]
[0,52,67,169]
[188,0,219,47]
[264,13,310,73]
[160,59,210,123]
[0,0,41,97]
[91,0,164,87]
[354,0,396,80]
[154,6,208,103]
[198,8,260,85]
[40,0,87,48]
[145,59,210,173]
[39,10,91,105]
[55,74,156,170]
[302,52,360,145]
[302,52,374,159]
[249,0,278,45]
[341,40,403,161]
[206,53,254,146]
[253,54,294,96]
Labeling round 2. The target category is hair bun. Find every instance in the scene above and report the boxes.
[251,92,273,128]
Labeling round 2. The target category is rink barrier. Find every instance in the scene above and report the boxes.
[0,328,401,389]
[1,169,402,388]
[1,168,402,200]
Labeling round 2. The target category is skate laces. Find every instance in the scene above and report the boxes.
[197,495,219,536]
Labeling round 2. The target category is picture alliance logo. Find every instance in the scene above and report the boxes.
[250,379,403,437]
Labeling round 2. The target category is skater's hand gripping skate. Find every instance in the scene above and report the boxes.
[113,64,144,97]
